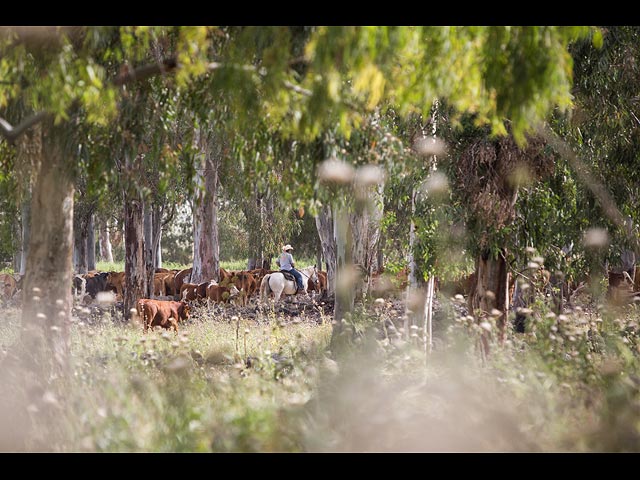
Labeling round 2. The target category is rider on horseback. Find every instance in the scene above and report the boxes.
[278,244,305,293]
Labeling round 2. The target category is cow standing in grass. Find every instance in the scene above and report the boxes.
[137,298,191,334]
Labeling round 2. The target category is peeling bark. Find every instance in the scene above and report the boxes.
[152,204,162,269]
[123,151,148,319]
[18,195,31,275]
[98,218,114,263]
[191,127,221,284]
[21,124,73,373]
[143,204,155,292]
[86,213,95,271]
[468,248,510,353]
[315,204,336,293]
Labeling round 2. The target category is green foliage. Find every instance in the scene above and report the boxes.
[0,173,19,264]
[303,26,591,144]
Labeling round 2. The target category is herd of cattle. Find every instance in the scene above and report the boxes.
[0,267,329,334]
[3,261,638,334]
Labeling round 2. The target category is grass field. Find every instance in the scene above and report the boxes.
[2,285,640,451]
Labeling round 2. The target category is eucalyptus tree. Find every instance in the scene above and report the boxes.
[0,27,214,367]
[0,26,595,358]
[301,26,593,344]
[564,26,640,267]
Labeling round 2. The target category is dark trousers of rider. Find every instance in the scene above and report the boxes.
[289,268,304,291]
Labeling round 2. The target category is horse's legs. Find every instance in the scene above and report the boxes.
[274,285,283,303]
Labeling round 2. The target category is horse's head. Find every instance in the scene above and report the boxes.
[309,264,319,284]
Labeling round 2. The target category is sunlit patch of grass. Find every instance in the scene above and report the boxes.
[60,312,331,452]
[5,281,640,452]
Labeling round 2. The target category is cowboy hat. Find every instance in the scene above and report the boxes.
[282,244,293,251]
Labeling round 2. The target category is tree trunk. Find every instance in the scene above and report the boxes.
[73,215,88,274]
[152,204,163,269]
[245,186,273,272]
[20,195,31,275]
[315,204,337,293]
[21,124,73,373]
[86,213,96,271]
[468,248,510,353]
[407,188,418,289]
[350,182,384,298]
[316,237,323,273]
[12,206,22,273]
[155,227,162,268]
[123,152,148,320]
[143,204,155,291]
[331,205,354,351]
[376,231,384,275]
[191,127,221,284]
[246,207,264,271]
[99,218,114,263]
[405,188,422,339]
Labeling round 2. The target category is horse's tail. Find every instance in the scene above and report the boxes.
[260,274,271,302]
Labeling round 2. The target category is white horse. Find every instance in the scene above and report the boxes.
[260,265,318,303]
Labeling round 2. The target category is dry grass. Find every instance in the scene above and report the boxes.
[2,288,640,452]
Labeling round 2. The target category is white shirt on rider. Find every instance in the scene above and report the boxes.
[279,252,294,271]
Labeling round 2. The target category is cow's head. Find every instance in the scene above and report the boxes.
[179,302,191,320]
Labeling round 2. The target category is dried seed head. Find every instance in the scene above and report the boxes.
[480,321,492,332]
[165,355,190,373]
[354,164,385,187]
[419,171,449,199]
[583,228,609,248]
[317,157,355,185]
[413,136,447,156]
[97,291,116,305]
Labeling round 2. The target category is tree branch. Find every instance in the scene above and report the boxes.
[113,57,178,86]
[0,111,48,144]
[283,80,312,97]
[538,123,626,229]
[0,55,314,143]
[0,58,179,143]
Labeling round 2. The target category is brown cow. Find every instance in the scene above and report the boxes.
[316,271,328,295]
[107,271,125,299]
[173,268,193,297]
[137,298,191,334]
[153,272,170,297]
[206,283,240,307]
[163,271,177,296]
[180,281,211,303]
[307,270,328,297]
[227,272,258,306]
[1,273,17,300]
